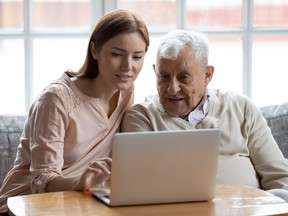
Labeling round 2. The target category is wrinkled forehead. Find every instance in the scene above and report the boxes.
[156,46,195,67]
[156,48,207,72]
[157,44,191,61]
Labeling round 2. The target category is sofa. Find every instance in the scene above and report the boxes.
[0,115,26,188]
[0,102,288,187]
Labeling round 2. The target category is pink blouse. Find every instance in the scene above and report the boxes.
[0,72,134,212]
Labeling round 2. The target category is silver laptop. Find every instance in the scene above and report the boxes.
[92,129,220,206]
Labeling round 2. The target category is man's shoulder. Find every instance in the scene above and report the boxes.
[131,95,159,107]
[209,89,258,114]
[209,89,251,102]
[127,95,161,113]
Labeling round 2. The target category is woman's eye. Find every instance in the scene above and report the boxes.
[133,55,143,60]
[111,52,121,57]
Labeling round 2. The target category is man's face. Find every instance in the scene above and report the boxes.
[154,46,214,117]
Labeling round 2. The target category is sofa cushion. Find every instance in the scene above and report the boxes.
[260,103,288,159]
[0,115,26,187]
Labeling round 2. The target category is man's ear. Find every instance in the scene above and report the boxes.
[153,64,156,73]
[90,41,98,60]
[205,65,214,86]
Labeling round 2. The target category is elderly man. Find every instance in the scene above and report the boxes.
[121,29,288,201]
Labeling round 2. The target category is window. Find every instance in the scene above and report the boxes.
[0,0,288,114]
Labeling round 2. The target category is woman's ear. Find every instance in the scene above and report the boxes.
[90,41,98,60]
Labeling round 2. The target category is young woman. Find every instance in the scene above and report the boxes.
[0,9,149,214]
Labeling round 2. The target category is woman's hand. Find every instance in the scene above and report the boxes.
[73,157,112,191]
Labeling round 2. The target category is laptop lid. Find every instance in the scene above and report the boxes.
[92,129,220,206]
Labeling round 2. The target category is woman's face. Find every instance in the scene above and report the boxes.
[91,32,147,91]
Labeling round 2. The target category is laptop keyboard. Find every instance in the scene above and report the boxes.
[101,189,111,199]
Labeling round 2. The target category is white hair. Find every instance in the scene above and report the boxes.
[157,29,209,67]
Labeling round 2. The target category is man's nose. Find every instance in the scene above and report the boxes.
[167,79,181,95]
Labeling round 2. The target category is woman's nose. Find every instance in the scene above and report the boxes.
[121,58,132,71]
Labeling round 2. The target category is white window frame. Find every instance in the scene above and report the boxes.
[1,0,288,113]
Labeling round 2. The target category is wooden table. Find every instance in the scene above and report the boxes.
[7,184,288,216]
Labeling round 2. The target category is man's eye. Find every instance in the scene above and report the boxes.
[181,76,189,80]
[179,75,190,82]
[158,74,169,80]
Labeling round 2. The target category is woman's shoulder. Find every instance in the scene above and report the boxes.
[43,73,73,94]
[38,73,85,113]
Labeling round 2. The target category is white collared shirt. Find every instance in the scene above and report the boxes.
[187,90,210,125]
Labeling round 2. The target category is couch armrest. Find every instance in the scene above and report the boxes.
[260,103,288,158]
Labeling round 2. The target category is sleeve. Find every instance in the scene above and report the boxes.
[246,99,288,190]
[29,92,69,193]
[121,103,155,132]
